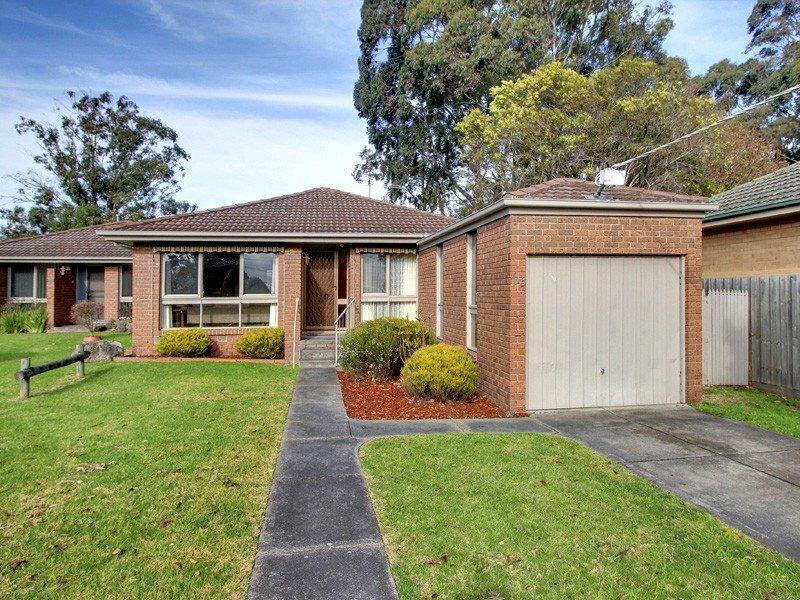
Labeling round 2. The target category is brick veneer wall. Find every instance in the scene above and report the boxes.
[419,213,703,413]
[703,214,800,277]
[46,265,77,327]
[103,265,120,323]
[132,245,302,360]
[417,248,436,326]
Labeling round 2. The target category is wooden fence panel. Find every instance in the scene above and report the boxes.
[702,289,749,386]
[705,275,800,397]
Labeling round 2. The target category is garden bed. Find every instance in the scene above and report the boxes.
[339,372,517,419]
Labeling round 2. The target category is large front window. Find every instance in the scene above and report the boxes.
[9,265,46,301]
[361,253,417,321]
[161,251,278,328]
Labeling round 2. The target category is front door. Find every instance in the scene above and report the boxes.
[305,251,336,329]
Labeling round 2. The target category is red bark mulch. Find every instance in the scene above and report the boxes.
[339,372,518,420]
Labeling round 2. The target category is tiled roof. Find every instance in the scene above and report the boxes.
[706,162,800,219]
[106,187,455,235]
[506,178,706,204]
[0,222,133,260]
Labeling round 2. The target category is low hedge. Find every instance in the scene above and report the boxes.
[236,328,285,359]
[339,317,436,380]
[401,344,477,402]
[156,329,214,357]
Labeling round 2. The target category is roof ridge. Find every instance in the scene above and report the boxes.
[323,187,454,221]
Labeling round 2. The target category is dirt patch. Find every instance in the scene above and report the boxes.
[339,372,519,420]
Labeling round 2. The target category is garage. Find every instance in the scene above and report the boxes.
[525,255,684,410]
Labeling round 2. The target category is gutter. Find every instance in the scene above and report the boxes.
[702,196,800,224]
[0,256,132,264]
[418,196,718,249]
[95,230,428,246]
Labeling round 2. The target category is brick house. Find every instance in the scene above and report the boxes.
[703,162,800,278]
[0,224,133,328]
[96,181,714,413]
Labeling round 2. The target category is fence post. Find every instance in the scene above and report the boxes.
[75,344,85,378]
[20,358,30,398]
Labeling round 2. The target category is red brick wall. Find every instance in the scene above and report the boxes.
[103,265,120,323]
[417,247,437,327]
[348,249,362,325]
[46,265,77,327]
[429,214,703,413]
[131,245,302,360]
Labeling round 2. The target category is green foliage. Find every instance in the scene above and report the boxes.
[1,91,195,238]
[354,0,674,212]
[70,300,104,332]
[155,329,214,357]
[235,328,285,359]
[340,317,436,380]
[0,304,48,334]
[401,344,477,402]
[456,58,782,211]
[699,0,800,161]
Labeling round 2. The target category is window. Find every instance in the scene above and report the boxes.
[466,233,477,350]
[120,265,133,301]
[161,251,278,329]
[76,266,105,304]
[361,252,417,321]
[9,265,46,301]
[435,245,443,338]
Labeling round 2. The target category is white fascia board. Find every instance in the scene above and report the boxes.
[0,256,132,264]
[418,197,718,249]
[96,230,425,245]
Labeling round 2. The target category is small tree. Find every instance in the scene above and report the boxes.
[70,301,104,332]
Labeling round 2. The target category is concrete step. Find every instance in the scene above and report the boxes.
[300,348,336,361]
[300,338,336,350]
[298,359,336,368]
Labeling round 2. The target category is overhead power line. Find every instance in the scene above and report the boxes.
[609,82,800,170]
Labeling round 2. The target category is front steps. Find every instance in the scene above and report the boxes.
[298,332,337,367]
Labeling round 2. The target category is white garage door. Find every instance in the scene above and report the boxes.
[526,256,683,410]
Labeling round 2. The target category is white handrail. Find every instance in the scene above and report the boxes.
[334,297,356,366]
[292,297,300,368]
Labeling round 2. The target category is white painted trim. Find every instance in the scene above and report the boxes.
[702,204,800,229]
[466,233,477,350]
[418,197,718,249]
[97,230,426,245]
[0,257,131,264]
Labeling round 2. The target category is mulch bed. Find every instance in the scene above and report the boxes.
[339,372,519,420]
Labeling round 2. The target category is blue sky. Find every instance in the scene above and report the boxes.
[0,0,754,211]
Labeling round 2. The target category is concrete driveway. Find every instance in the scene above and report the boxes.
[535,405,800,561]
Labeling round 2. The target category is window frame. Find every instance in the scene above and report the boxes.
[160,251,279,329]
[435,245,443,338]
[360,252,418,320]
[119,265,133,303]
[466,233,477,351]
[8,264,46,302]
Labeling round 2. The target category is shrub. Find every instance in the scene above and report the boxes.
[401,344,478,402]
[236,328,285,358]
[23,305,48,333]
[70,301,104,332]
[0,304,47,334]
[339,317,436,380]
[156,329,214,357]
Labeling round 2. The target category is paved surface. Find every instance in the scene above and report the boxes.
[250,372,800,598]
[536,405,800,562]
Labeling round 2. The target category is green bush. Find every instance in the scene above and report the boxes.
[339,317,436,380]
[235,328,285,358]
[0,304,48,334]
[155,329,214,357]
[401,344,478,402]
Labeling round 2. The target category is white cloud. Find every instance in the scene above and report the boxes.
[143,0,204,42]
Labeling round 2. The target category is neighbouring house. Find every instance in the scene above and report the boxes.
[703,162,800,277]
[0,224,133,328]
[97,181,715,413]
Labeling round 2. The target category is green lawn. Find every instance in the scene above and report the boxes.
[0,332,295,599]
[361,434,800,599]
[698,386,800,440]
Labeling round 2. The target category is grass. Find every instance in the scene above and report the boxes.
[698,386,800,440]
[0,332,295,599]
[361,434,800,599]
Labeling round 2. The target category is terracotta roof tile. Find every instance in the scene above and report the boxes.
[0,222,132,260]
[108,187,455,235]
[707,162,800,217]
[506,178,707,204]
